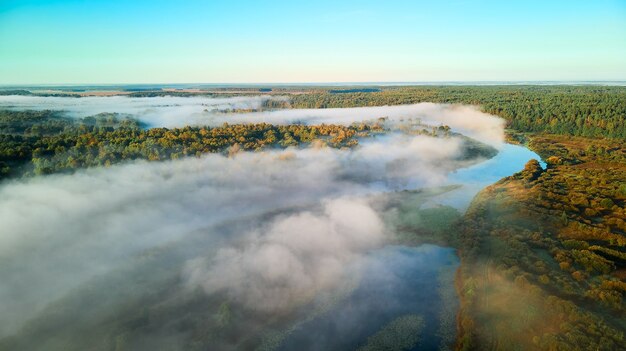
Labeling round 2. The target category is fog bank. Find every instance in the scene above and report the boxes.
[0,99,513,350]
[227,103,505,146]
[0,94,279,126]
[0,95,505,146]
[0,131,477,336]
[184,198,385,312]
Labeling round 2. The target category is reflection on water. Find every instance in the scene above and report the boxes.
[0,95,546,350]
[430,143,544,211]
[277,143,544,351]
[278,245,459,351]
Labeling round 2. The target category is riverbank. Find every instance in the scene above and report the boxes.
[453,133,626,350]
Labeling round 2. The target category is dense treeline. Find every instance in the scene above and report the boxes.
[2,87,624,349]
[0,110,381,178]
[0,90,82,98]
[0,90,32,96]
[283,86,626,139]
[456,135,626,351]
[6,85,624,138]
[127,91,217,98]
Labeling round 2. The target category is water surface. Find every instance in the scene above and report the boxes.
[278,245,459,351]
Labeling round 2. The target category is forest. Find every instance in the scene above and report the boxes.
[261,86,626,350]
[283,85,626,139]
[0,110,382,179]
[0,86,624,350]
[453,134,626,351]
[6,85,626,139]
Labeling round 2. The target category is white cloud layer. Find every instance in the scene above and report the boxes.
[0,133,476,336]
[184,198,385,312]
[0,96,505,146]
[0,100,507,337]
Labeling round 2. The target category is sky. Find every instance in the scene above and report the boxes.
[0,0,625,84]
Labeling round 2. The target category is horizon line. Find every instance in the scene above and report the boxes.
[2,80,626,88]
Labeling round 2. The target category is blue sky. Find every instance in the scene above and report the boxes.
[1,0,625,84]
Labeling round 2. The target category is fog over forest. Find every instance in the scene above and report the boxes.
[0,98,514,350]
[1,0,624,348]
[0,96,504,145]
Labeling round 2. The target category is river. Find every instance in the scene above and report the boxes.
[0,98,544,350]
[270,142,543,351]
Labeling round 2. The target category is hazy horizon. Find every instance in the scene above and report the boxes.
[2,80,626,88]
[1,0,625,84]
[1,1,625,351]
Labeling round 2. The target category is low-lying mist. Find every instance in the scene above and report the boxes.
[0,95,504,146]
[184,198,385,313]
[0,101,512,350]
[226,104,505,147]
[0,94,281,126]
[0,132,478,335]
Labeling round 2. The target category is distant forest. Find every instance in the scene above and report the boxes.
[0,87,624,350]
[4,85,624,138]
[1,85,625,179]
[283,86,626,139]
[0,110,381,178]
